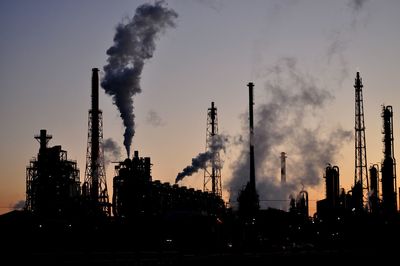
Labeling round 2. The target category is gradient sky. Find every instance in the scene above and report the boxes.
[1,0,399,215]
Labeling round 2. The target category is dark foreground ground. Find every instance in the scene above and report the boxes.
[1,210,399,265]
[3,247,398,265]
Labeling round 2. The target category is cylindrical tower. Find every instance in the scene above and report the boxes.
[369,164,379,213]
[325,164,340,208]
[381,105,397,214]
[281,152,287,185]
[248,82,256,194]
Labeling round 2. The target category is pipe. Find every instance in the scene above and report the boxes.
[248,82,256,194]
[91,68,100,202]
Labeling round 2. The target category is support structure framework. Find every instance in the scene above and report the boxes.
[203,102,222,197]
[354,72,369,209]
[83,68,110,216]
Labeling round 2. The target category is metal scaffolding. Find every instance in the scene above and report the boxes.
[354,72,369,209]
[83,68,110,216]
[203,102,223,197]
[25,129,80,216]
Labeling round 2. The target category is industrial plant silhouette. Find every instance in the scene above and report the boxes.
[0,70,399,265]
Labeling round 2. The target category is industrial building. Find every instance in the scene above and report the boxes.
[1,70,400,264]
[112,151,225,219]
[25,129,81,217]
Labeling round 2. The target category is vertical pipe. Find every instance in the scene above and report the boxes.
[39,129,47,152]
[333,166,340,208]
[281,152,286,185]
[248,82,256,193]
[91,68,99,202]
[369,165,379,213]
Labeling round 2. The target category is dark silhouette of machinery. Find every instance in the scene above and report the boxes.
[203,102,223,197]
[112,151,225,219]
[25,129,80,217]
[289,188,309,218]
[83,68,111,216]
[354,72,370,210]
[7,70,400,261]
[316,164,342,216]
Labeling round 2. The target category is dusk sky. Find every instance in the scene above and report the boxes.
[1,0,399,215]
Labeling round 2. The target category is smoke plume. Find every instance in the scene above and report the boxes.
[348,0,369,13]
[325,0,370,86]
[195,0,225,13]
[146,109,166,127]
[101,1,178,157]
[228,58,352,209]
[175,134,229,183]
[103,138,122,164]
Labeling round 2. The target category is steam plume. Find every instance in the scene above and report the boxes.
[101,1,178,157]
[229,58,352,209]
[175,134,228,183]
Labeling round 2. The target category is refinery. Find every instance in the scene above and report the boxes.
[0,68,399,265]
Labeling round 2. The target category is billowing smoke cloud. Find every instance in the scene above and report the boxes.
[228,58,352,209]
[101,1,178,157]
[175,134,229,183]
[103,138,122,164]
[146,109,166,127]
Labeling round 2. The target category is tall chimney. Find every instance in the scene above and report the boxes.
[281,152,287,185]
[210,101,216,194]
[248,82,256,193]
[91,68,100,202]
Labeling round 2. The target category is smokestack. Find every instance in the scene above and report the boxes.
[210,101,216,194]
[281,152,287,185]
[248,82,256,194]
[91,68,100,202]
